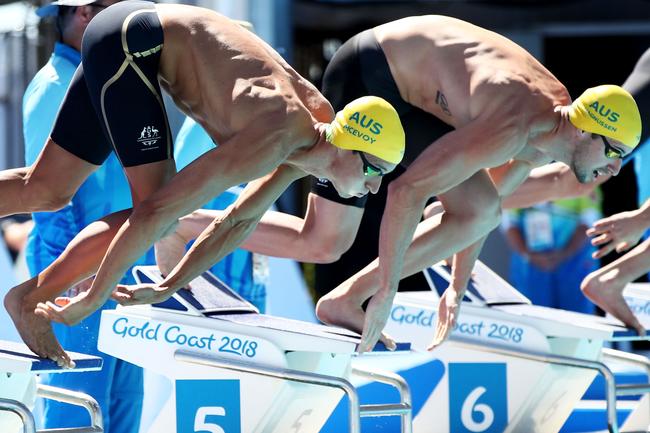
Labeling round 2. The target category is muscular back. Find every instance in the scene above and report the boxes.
[155,4,332,144]
[374,16,570,133]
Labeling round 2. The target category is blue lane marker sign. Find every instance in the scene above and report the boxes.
[449,363,508,433]
[176,379,241,433]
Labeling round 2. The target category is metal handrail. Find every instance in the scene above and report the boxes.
[0,398,36,433]
[602,349,650,378]
[601,348,650,403]
[603,348,650,402]
[175,350,360,433]
[0,385,102,433]
[615,384,650,397]
[37,384,103,433]
[448,337,619,433]
[175,349,413,433]
[352,366,413,433]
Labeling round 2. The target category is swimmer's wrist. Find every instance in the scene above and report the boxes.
[82,294,105,311]
[377,284,397,298]
[638,201,650,224]
[160,274,186,293]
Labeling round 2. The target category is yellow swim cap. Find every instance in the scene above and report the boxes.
[568,85,641,149]
[328,96,405,164]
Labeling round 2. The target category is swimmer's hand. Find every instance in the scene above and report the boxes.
[112,283,177,306]
[358,291,397,353]
[429,286,462,350]
[34,290,95,326]
[587,209,647,259]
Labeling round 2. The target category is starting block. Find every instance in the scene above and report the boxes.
[356,260,650,433]
[0,340,103,433]
[98,266,413,433]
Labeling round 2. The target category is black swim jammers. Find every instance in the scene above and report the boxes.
[312,29,455,207]
[51,0,171,167]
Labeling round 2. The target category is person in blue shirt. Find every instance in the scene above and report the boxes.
[169,117,267,311]
[502,196,601,313]
[23,1,147,431]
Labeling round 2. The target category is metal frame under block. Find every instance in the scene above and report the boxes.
[449,337,621,433]
[175,349,413,433]
[602,348,650,399]
[0,384,102,433]
[351,365,412,432]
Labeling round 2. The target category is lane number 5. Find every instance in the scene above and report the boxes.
[194,407,227,433]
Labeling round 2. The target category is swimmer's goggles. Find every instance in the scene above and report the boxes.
[356,151,385,177]
[601,135,625,160]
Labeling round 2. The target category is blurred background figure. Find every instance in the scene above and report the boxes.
[501,194,602,314]
[1,215,33,279]
[21,1,148,431]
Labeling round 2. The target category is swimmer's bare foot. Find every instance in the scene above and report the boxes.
[4,284,74,368]
[316,293,396,352]
[581,268,645,336]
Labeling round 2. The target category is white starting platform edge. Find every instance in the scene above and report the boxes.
[98,267,413,433]
[347,260,650,433]
[0,340,104,433]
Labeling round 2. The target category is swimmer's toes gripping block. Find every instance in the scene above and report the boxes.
[175,350,413,433]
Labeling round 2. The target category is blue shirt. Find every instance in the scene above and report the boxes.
[635,137,650,206]
[23,42,153,282]
[174,118,266,310]
[502,196,601,252]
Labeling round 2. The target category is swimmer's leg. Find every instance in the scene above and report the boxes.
[5,61,115,365]
[581,243,648,336]
[4,208,129,367]
[0,138,97,217]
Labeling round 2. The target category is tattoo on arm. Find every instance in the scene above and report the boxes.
[435,90,452,116]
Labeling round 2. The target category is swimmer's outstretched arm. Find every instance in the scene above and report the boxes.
[424,160,540,347]
[114,165,306,305]
[358,109,527,352]
[37,112,316,324]
[429,238,486,349]
[502,162,605,209]
[169,192,362,266]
